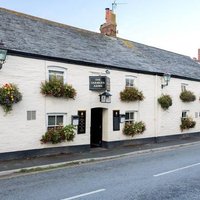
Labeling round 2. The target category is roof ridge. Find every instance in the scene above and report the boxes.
[0,7,100,36]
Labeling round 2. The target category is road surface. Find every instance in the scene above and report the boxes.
[1,143,200,200]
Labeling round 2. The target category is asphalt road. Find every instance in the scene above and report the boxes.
[1,143,200,200]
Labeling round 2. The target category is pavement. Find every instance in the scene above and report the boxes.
[1,136,200,177]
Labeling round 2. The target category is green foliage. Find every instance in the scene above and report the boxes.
[180,117,196,131]
[123,121,146,137]
[41,77,76,99]
[180,90,196,102]
[158,94,172,110]
[120,87,144,102]
[41,125,76,144]
[0,83,22,113]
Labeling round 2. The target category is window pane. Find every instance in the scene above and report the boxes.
[125,113,129,120]
[182,112,186,118]
[130,79,134,86]
[126,79,129,86]
[48,116,55,126]
[130,112,134,119]
[27,111,31,120]
[56,115,63,125]
[31,111,36,120]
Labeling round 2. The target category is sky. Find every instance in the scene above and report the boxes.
[0,0,200,58]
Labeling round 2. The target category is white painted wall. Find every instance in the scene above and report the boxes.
[0,55,200,153]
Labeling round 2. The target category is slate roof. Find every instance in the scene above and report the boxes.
[0,7,200,80]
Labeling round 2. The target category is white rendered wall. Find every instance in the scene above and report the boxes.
[0,55,200,153]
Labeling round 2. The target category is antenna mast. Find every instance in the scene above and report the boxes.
[112,0,127,12]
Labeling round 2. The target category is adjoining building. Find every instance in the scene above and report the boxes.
[0,7,200,160]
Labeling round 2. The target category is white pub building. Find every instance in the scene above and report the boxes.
[0,7,200,160]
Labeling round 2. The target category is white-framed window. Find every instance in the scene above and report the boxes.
[181,83,188,92]
[125,111,137,124]
[125,76,135,87]
[47,113,66,129]
[182,110,189,118]
[49,70,64,82]
[47,66,67,83]
[27,111,36,120]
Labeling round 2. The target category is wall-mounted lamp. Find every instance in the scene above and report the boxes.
[71,115,79,126]
[161,73,171,89]
[0,49,7,69]
[99,91,112,103]
[120,114,126,123]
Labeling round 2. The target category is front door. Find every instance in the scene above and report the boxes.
[90,108,103,147]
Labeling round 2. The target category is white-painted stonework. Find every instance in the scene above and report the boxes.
[0,55,199,154]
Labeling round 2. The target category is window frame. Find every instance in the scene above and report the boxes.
[125,76,136,87]
[181,110,189,119]
[181,83,188,92]
[27,110,36,121]
[125,111,137,124]
[47,66,67,84]
[47,113,67,129]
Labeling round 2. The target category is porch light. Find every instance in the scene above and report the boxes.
[161,73,171,89]
[99,91,112,103]
[0,49,7,69]
[71,115,79,126]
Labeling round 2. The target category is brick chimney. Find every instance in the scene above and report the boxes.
[100,8,117,37]
[198,49,200,62]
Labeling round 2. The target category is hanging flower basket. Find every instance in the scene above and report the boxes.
[120,87,144,102]
[158,94,172,110]
[41,77,76,99]
[0,83,22,113]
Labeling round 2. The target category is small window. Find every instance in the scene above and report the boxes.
[125,76,135,87]
[49,70,64,82]
[47,114,64,129]
[181,83,188,92]
[27,111,36,120]
[113,110,120,131]
[125,111,135,124]
[182,111,189,118]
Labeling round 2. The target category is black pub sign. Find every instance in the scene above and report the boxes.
[89,76,110,91]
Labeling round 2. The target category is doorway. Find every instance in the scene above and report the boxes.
[90,108,103,147]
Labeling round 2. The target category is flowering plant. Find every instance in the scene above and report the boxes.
[0,83,22,113]
[40,77,76,99]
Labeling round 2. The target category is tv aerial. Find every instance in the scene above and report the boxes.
[112,0,127,12]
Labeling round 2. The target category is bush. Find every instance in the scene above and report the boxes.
[158,94,172,110]
[180,117,196,131]
[120,87,144,102]
[41,77,76,99]
[180,90,196,102]
[0,83,22,113]
[123,121,146,137]
[41,125,76,144]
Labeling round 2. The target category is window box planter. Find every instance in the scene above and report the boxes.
[120,87,144,102]
[180,117,196,131]
[180,90,196,102]
[123,121,146,137]
[41,125,76,144]
[41,77,76,99]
